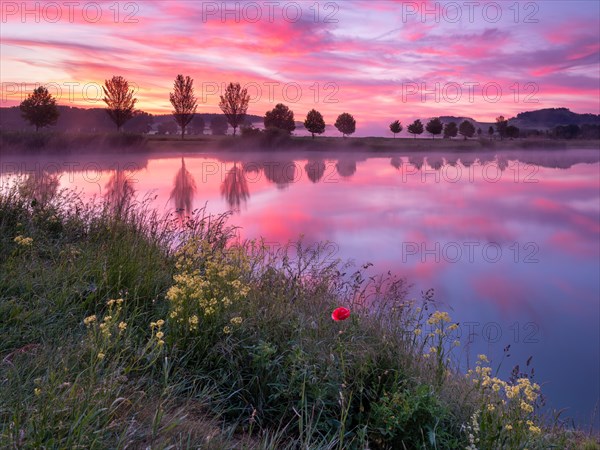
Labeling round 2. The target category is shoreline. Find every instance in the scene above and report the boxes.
[1,130,599,155]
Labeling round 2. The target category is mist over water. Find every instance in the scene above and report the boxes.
[2,147,599,427]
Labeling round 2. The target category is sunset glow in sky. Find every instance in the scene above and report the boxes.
[2,0,599,134]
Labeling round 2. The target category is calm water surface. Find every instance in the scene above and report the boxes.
[3,147,599,427]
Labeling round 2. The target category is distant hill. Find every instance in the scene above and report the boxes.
[438,116,493,131]
[436,109,600,131]
[509,108,600,130]
[152,113,263,126]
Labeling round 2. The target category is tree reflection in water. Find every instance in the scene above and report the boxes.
[305,160,326,183]
[170,157,197,218]
[221,163,249,212]
[105,170,135,216]
[335,159,356,178]
[19,171,60,207]
[263,161,296,189]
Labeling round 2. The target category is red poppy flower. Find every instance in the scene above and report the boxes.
[332,307,350,321]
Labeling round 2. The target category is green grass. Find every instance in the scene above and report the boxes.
[0,179,597,449]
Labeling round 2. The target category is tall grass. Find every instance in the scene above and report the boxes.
[0,178,597,449]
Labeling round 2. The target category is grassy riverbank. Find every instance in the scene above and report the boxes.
[2,129,598,154]
[0,181,597,449]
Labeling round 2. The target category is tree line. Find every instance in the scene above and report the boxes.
[391,116,519,141]
[16,75,555,141]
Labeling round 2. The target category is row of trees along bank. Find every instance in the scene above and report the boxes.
[20,75,519,140]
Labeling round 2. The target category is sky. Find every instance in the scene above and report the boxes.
[1,0,599,135]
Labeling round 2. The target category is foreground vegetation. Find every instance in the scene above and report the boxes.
[0,181,597,449]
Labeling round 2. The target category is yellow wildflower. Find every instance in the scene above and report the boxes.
[14,235,33,246]
[230,316,243,325]
[118,321,127,332]
[97,352,105,360]
[156,331,164,339]
[223,326,232,334]
[427,311,451,325]
[520,401,533,413]
[156,319,165,327]
[83,315,97,326]
[413,328,422,336]
[34,388,41,396]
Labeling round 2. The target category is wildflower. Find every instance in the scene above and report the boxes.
[99,323,110,336]
[34,388,41,396]
[118,321,127,332]
[157,339,165,346]
[331,307,350,321]
[223,326,232,334]
[97,352,105,360]
[230,316,243,325]
[14,235,33,246]
[505,424,513,431]
[448,323,459,332]
[156,331,164,340]
[103,315,112,322]
[150,322,157,329]
[106,299,116,307]
[520,401,534,413]
[83,315,97,326]
[156,319,165,327]
[529,424,541,434]
[487,404,495,411]
[427,311,451,325]
[413,328,422,336]
[478,354,489,363]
